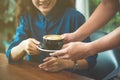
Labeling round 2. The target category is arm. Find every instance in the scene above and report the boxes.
[10,41,26,61]
[89,27,120,56]
[50,0,120,60]
[11,38,40,62]
[6,16,40,62]
[50,27,120,60]
[75,0,119,41]
[38,57,89,72]
[39,48,97,72]
[66,0,119,42]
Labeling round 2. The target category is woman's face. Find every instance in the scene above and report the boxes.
[32,0,57,16]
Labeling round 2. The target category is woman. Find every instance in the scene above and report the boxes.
[6,0,97,74]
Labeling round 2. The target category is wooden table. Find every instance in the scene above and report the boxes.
[0,53,94,80]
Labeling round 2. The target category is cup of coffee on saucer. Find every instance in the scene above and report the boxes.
[38,34,64,52]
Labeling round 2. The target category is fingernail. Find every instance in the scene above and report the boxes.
[38,65,42,68]
[39,66,42,68]
[39,64,43,67]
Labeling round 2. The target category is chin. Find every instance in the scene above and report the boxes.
[41,9,51,13]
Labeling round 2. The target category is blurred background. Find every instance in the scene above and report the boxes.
[0,0,16,53]
[0,0,120,53]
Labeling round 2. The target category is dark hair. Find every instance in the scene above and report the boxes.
[15,0,75,25]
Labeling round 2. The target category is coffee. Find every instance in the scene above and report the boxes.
[43,35,63,40]
[43,35,64,50]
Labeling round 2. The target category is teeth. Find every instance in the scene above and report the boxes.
[39,1,50,5]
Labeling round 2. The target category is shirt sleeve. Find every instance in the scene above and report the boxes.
[6,16,31,64]
[70,9,86,32]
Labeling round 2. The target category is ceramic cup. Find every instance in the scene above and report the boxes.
[43,34,64,50]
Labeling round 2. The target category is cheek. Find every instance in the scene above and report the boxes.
[32,0,38,7]
[47,2,55,10]
[33,0,38,2]
[51,0,57,9]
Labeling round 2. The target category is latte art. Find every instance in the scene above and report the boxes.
[44,35,63,40]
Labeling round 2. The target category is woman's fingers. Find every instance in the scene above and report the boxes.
[32,38,40,45]
[39,61,63,72]
[43,57,55,62]
[39,57,56,67]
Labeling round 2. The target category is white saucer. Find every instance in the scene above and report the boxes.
[37,44,58,52]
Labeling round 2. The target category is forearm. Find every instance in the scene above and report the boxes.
[75,0,119,41]
[90,27,120,55]
[11,41,26,61]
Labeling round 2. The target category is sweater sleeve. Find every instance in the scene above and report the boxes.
[6,16,31,64]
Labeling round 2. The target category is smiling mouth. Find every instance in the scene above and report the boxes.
[39,0,50,7]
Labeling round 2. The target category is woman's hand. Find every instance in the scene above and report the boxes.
[38,57,74,72]
[23,38,41,55]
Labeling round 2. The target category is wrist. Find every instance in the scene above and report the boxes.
[10,41,26,61]
[73,61,79,70]
[73,31,80,41]
[64,60,74,69]
[74,29,88,41]
[20,40,26,53]
[87,42,98,56]
[63,60,79,70]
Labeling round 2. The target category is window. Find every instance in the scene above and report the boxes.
[75,0,89,19]
[76,0,120,33]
